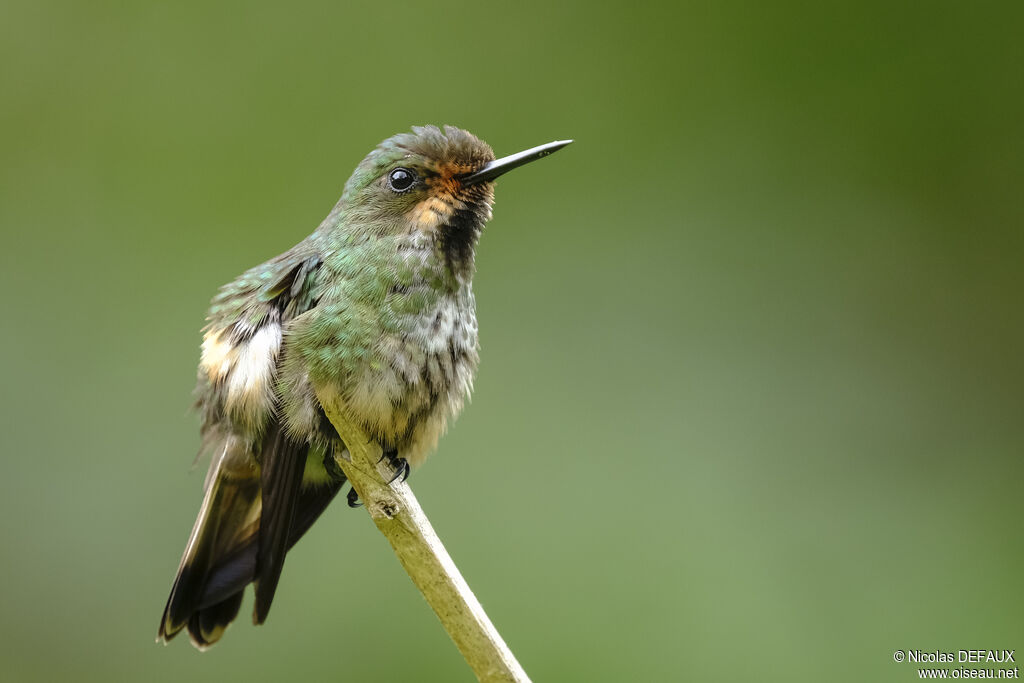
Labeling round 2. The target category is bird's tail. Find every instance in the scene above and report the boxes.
[158,438,262,649]
[158,430,344,649]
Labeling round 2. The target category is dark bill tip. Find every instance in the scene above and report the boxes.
[462,139,573,185]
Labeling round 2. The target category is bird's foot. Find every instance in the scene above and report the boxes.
[379,447,410,484]
[346,486,362,508]
[388,458,410,484]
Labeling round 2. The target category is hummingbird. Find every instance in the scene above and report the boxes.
[157,126,571,649]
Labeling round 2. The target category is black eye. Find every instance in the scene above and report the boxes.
[387,168,416,192]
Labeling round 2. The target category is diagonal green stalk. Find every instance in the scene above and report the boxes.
[317,387,530,683]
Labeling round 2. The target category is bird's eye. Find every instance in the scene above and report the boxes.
[387,168,416,192]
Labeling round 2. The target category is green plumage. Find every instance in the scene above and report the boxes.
[157,125,570,649]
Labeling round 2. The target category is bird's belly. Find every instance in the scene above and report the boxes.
[345,296,479,465]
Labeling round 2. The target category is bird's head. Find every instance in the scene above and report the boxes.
[334,125,571,272]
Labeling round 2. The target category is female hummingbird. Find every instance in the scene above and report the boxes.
[157,126,571,649]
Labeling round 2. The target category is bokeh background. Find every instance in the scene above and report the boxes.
[2,2,1021,681]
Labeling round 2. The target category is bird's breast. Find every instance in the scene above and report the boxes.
[343,290,479,465]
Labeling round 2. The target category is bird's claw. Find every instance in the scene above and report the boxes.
[386,458,410,484]
[346,487,362,508]
[380,447,410,484]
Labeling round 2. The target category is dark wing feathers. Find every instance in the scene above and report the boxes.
[159,472,344,646]
[159,252,337,648]
[286,474,344,546]
[264,253,322,316]
[253,423,309,624]
[159,454,261,642]
[188,590,244,649]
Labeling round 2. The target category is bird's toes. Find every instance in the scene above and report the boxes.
[346,487,362,508]
[386,457,410,485]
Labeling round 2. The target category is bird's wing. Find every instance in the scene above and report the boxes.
[160,251,341,647]
[253,419,310,623]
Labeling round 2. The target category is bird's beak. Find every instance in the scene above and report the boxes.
[461,139,573,185]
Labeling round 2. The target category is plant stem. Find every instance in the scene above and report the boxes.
[317,388,530,683]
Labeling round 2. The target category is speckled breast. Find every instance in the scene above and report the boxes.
[346,286,480,465]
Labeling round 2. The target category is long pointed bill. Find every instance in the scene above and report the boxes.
[461,139,573,185]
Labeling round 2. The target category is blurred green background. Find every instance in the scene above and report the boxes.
[2,1,1022,681]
